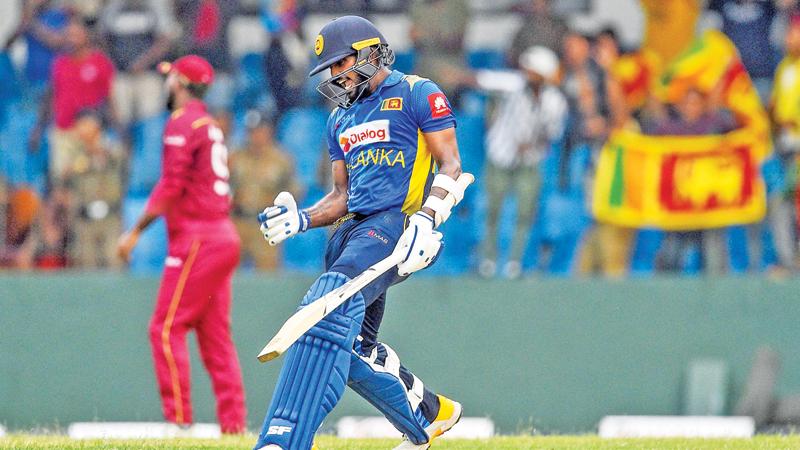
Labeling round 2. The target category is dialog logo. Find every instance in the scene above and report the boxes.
[338,120,390,153]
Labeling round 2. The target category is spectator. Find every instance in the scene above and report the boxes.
[706,0,788,102]
[33,16,114,188]
[649,87,737,275]
[409,0,470,102]
[261,0,308,118]
[65,112,125,269]
[174,0,237,111]
[229,111,300,270]
[765,13,800,271]
[508,0,568,65]
[578,27,636,277]
[562,31,608,146]
[3,0,69,93]
[99,0,175,126]
[33,189,69,270]
[477,46,567,279]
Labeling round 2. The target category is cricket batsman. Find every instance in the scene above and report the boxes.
[255,16,469,450]
[117,55,247,434]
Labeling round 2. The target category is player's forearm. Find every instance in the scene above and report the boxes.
[422,159,461,219]
[304,190,349,228]
[131,210,158,234]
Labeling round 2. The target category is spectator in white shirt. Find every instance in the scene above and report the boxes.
[478,46,568,279]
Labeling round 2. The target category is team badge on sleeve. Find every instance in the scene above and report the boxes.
[427,93,451,119]
[381,97,403,111]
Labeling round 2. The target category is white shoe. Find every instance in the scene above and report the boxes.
[257,444,318,450]
[393,395,463,449]
[503,260,521,279]
[478,259,496,278]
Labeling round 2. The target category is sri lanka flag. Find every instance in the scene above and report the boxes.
[592,30,770,230]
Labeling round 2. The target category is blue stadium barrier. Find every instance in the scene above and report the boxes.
[122,194,167,275]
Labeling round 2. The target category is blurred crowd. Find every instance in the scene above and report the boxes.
[2,0,800,278]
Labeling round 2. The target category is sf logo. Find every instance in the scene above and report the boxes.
[267,425,293,435]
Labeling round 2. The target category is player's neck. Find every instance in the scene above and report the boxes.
[172,92,196,110]
[365,67,392,96]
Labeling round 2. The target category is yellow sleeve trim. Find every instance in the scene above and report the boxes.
[170,108,185,120]
[191,116,214,130]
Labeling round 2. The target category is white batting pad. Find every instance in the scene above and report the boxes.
[336,416,494,439]
[67,422,221,439]
[598,416,754,438]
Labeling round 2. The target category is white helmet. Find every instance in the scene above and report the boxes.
[519,46,559,79]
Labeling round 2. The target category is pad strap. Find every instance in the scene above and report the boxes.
[431,174,465,204]
[348,342,430,445]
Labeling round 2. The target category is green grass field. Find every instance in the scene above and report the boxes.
[3,435,800,449]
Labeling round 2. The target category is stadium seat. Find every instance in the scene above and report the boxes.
[232,52,271,114]
[391,51,415,74]
[466,49,507,70]
[0,51,20,128]
[127,115,166,196]
[0,100,46,189]
[282,185,327,272]
[227,15,269,59]
[276,107,329,189]
[464,14,522,55]
[370,14,412,54]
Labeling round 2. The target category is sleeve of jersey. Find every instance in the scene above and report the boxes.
[145,123,194,216]
[413,80,457,133]
[326,110,345,162]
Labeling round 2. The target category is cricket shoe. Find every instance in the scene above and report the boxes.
[393,395,463,449]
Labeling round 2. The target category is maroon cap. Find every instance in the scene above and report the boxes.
[158,55,214,85]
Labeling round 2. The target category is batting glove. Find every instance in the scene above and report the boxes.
[394,211,443,276]
[258,192,310,246]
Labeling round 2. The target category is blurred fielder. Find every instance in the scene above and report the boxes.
[117,55,247,434]
[254,15,470,450]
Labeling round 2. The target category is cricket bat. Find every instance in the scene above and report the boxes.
[257,172,474,363]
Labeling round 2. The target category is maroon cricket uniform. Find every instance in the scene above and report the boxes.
[145,98,246,433]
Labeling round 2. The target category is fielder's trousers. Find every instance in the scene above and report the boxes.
[149,237,247,433]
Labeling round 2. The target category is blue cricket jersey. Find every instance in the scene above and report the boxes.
[326,70,457,216]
